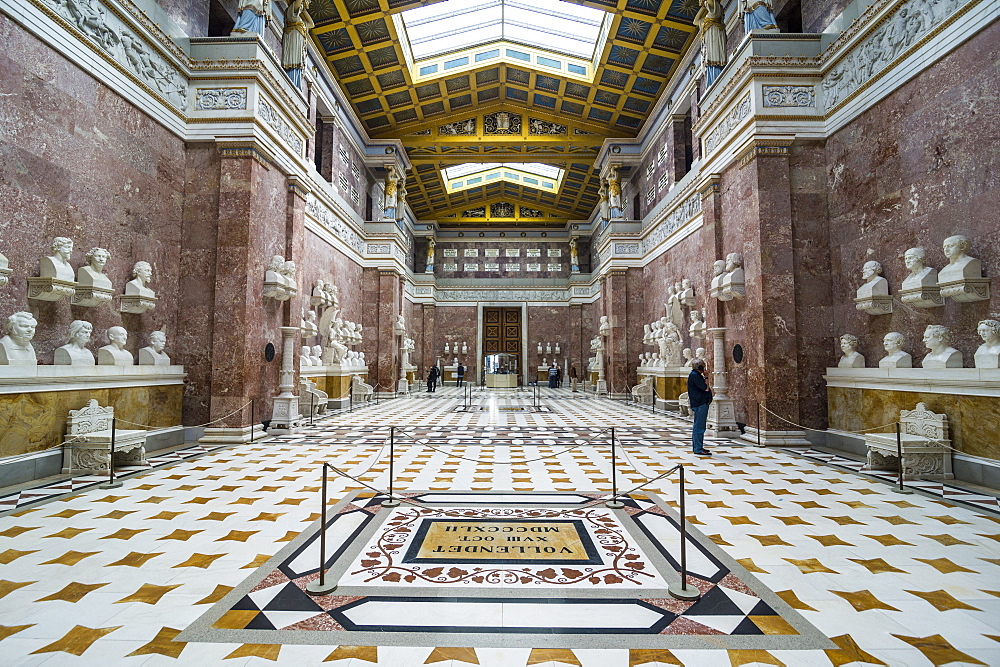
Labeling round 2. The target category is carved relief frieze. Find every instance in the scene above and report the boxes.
[305,195,365,255]
[195,87,248,110]
[761,85,815,107]
[258,99,303,155]
[528,118,567,134]
[640,193,702,254]
[32,0,188,110]
[703,95,752,154]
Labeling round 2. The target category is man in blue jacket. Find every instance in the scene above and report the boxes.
[687,360,713,456]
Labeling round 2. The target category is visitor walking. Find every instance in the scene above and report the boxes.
[570,365,578,392]
[687,359,713,456]
[456,363,465,387]
[426,365,440,393]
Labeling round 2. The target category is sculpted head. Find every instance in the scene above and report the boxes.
[68,320,93,347]
[281,260,296,278]
[682,278,691,290]
[86,247,110,271]
[5,312,38,344]
[978,319,1000,345]
[904,247,926,273]
[268,255,285,272]
[696,347,706,359]
[692,309,703,322]
[132,261,152,284]
[862,260,882,281]
[725,253,742,271]
[149,330,166,353]
[923,324,950,352]
[883,331,905,353]
[107,326,128,348]
[683,347,693,359]
[312,344,322,356]
[51,237,74,260]
[839,334,859,355]
[943,235,970,261]
[302,345,311,356]
[713,259,726,276]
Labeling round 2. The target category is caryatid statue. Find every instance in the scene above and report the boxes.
[606,165,623,219]
[425,238,436,273]
[232,0,269,34]
[699,0,727,85]
[742,0,778,33]
[281,0,313,87]
[383,166,399,220]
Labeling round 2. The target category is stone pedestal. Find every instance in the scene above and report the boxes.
[705,328,739,436]
[270,327,302,434]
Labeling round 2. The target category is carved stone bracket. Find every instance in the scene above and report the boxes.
[855,294,893,315]
[72,286,114,308]
[27,277,76,302]
[939,278,990,303]
[120,294,158,314]
[898,286,943,308]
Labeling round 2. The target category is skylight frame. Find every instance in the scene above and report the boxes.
[443,163,565,194]
[398,0,610,65]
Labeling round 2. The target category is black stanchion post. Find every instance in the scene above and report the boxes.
[383,426,400,507]
[250,399,255,443]
[306,464,337,595]
[668,464,700,600]
[310,393,315,426]
[100,416,122,489]
[894,421,912,494]
[757,403,762,448]
[606,427,623,508]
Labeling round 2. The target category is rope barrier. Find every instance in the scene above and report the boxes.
[111,399,255,430]
[391,426,613,465]
[758,402,900,436]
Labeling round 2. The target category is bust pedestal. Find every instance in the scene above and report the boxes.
[120,282,157,314]
[98,346,134,366]
[855,277,893,315]
[54,346,96,366]
[0,337,37,366]
[899,269,943,308]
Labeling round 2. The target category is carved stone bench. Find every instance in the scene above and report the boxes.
[677,392,690,417]
[351,374,374,402]
[630,376,654,405]
[61,399,147,473]
[863,402,953,479]
[300,378,329,416]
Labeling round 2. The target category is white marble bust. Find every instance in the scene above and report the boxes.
[695,347,707,365]
[878,332,912,368]
[0,251,10,287]
[55,320,96,366]
[0,311,38,366]
[710,259,726,293]
[77,247,112,289]
[689,309,706,340]
[938,235,982,283]
[300,345,313,366]
[39,237,76,282]
[680,278,695,307]
[125,261,155,297]
[837,334,865,368]
[856,260,889,299]
[311,344,323,366]
[901,247,937,291]
[98,326,134,366]
[921,324,963,369]
[138,331,170,365]
[393,314,406,336]
[721,253,745,299]
[599,315,611,336]
[975,319,1000,369]
[682,347,694,368]
[642,324,652,344]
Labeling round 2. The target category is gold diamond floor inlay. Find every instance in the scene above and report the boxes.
[0,388,996,665]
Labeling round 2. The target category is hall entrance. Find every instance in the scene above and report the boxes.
[482,307,521,387]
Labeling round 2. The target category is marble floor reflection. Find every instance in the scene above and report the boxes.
[0,388,998,665]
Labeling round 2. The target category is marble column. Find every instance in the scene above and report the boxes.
[669,114,688,186]
[421,303,436,380]
[705,327,738,436]
[270,326,302,433]
[316,118,336,183]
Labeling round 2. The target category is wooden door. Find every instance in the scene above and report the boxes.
[483,306,522,367]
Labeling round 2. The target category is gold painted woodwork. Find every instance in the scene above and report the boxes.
[0,385,183,460]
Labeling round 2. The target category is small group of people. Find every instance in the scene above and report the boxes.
[425,363,465,392]
[546,363,563,388]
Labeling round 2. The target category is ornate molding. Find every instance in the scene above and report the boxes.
[737,140,794,167]
[640,193,702,255]
[761,85,815,107]
[703,95,752,155]
[258,99,303,155]
[305,195,365,256]
[195,87,247,110]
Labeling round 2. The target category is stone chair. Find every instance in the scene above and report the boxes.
[61,399,147,473]
[677,392,690,417]
[630,375,654,405]
[863,402,953,479]
[300,378,329,416]
[351,374,374,402]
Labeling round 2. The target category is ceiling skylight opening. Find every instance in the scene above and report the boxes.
[443,163,565,194]
[400,0,608,62]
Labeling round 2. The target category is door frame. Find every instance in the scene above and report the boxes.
[476,302,528,386]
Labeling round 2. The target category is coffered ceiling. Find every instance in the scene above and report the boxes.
[309,0,699,223]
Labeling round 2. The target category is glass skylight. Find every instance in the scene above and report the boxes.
[401,0,606,61]
[443,163,562,180]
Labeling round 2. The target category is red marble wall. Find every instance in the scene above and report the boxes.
[0,20,185,366]
[435,305,478,377]
[826,21,1000,373]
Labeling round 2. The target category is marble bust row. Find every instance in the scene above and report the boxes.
[856,235,990,314]
[837,321,1000,369]
[263,255,298,301]
[710,253,745,301]
[13,238,158,313]
[0,311,171,367]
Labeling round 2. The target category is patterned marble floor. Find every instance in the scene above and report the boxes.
[1,389,999,665]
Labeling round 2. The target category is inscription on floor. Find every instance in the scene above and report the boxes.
[405,518,602,564]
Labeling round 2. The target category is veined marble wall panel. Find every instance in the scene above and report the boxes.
[826,21,1000,377]
[300,225,365,333]
[0,384,182,458]
[828,386,1000,461]
[0,20,185,360]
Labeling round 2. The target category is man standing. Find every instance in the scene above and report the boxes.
[456,363,465,387]
[687,360,713,456]
[570,364,578,392]
[548,363,559,388]
[426,365,440,393]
